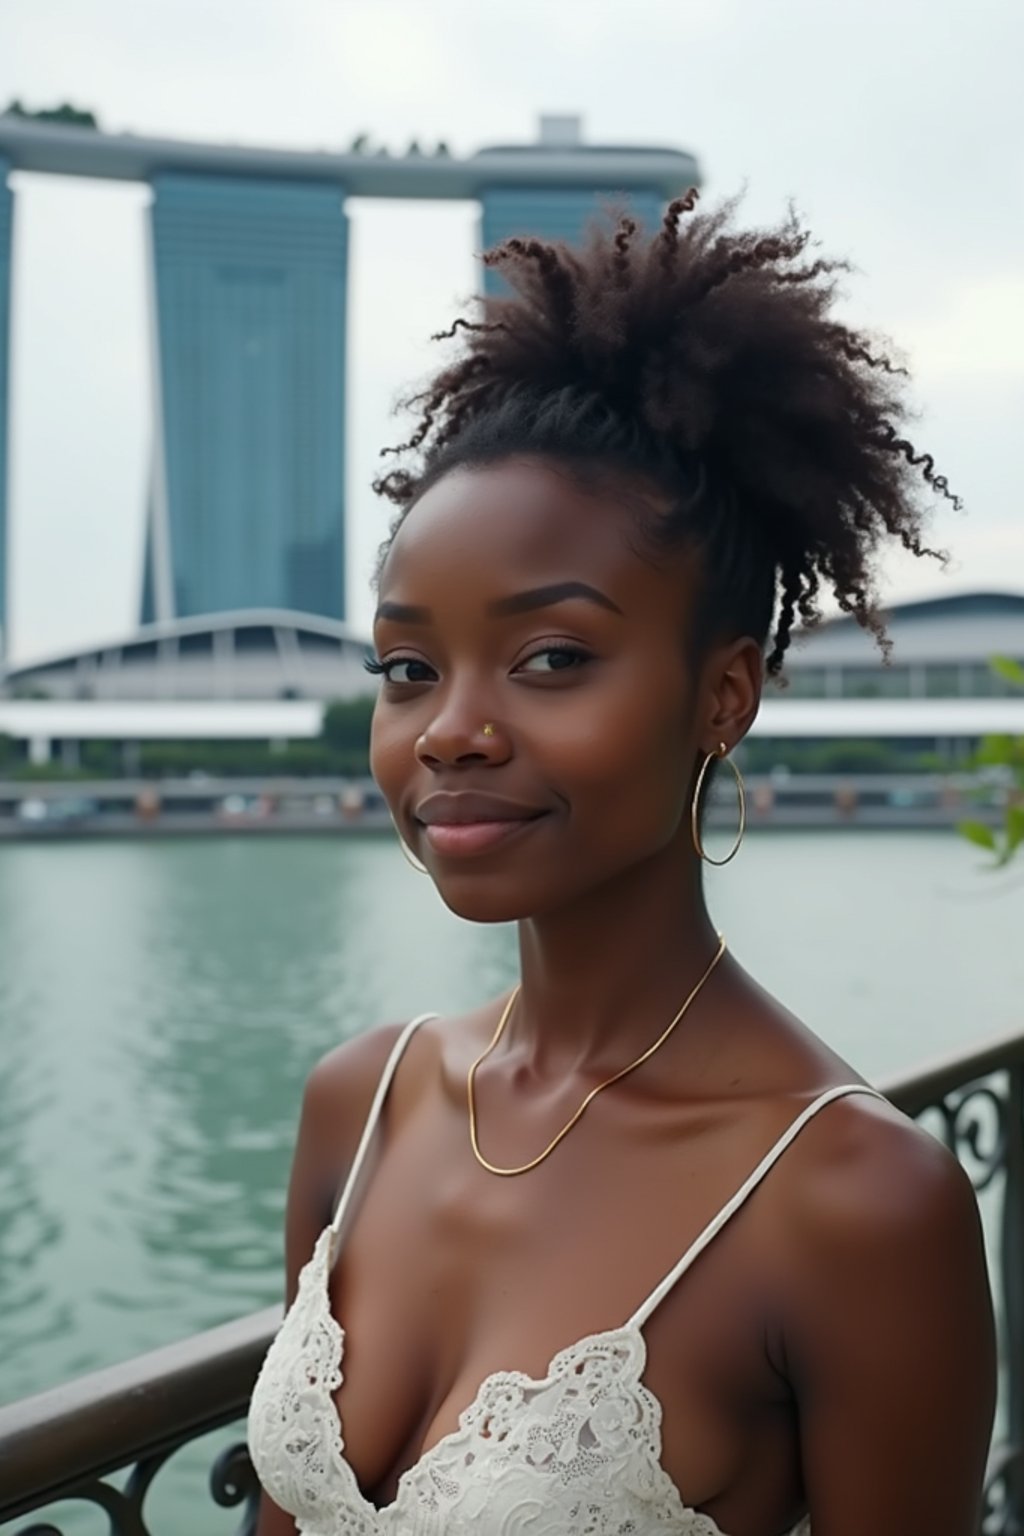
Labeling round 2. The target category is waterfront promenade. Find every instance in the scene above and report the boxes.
[0,770,1009,838]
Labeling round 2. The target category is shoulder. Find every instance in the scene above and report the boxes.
[776,1087,992,1367]
[766,1092,996,1531]
[783,1088,980,1259]
[303,1019,415,1120]
[296,1014,439,1208]
[717,974,980,1256]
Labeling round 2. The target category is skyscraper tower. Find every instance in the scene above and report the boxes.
[479,116,667,296]
[0,159,12,654]
[142,174,348,625]
[0,113,698,648]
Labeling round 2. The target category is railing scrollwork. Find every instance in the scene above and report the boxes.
[935,1082,1009,1193]
[211,1441,261,1536]
[6,1432,259,1536]
[983,1443,1024,1536]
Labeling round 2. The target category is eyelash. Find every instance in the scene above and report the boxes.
[363,643,592,685]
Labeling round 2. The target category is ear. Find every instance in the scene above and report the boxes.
[700,635,763,754]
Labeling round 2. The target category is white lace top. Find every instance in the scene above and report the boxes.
[248,1011,886,1535]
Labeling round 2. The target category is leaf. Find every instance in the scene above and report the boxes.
[958,819,997,852]
[1007,804,1024,855]
[975,734,1015,768]
[991,655,1024,689]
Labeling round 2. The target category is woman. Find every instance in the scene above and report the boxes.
[248,193,996,1535]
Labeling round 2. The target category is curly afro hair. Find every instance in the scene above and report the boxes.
[373,189,959,677]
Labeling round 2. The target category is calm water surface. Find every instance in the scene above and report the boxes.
[0,830,1019,1529]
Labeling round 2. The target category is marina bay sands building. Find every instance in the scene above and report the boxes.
[0,115,699,648]
[142,174,349,624]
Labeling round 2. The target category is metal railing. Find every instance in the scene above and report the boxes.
[1,1029,1021,1536]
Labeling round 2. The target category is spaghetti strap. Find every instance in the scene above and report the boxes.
[330,1012,438,1234]
[629,1082,889,1329]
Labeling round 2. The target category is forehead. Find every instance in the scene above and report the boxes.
[379,458,685,606]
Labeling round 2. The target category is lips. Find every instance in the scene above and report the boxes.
[414,792,548,826]
[412,792,549,859]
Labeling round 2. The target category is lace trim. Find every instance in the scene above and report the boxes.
[248,1224,811,1535]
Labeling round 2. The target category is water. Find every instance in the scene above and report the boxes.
[0,830,1019,1529]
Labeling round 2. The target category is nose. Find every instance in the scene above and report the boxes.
[415,707,509,770]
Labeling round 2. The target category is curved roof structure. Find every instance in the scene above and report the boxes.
[0,608,372,703]
[790,590,1024,667]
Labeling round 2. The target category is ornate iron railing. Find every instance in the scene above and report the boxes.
[1,1028,1021,1536]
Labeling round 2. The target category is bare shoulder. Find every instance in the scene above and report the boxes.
[723,970,981,1252]
[775,1085,993,1381]
[765,1088,996,1531]
[286,1014,439,1254]
[302,1018,414,1135]
[781,1087,980,1256]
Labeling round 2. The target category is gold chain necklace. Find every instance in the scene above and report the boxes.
[467,934,727,1177]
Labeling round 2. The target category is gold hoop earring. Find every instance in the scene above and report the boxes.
[390,816,428,874]
[691,742,746,866]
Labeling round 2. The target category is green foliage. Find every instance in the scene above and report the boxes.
[81,741,119,775]
[738,736,955,776]
[0,697,377,783]
[4,99,98,127]
[1007,804,1024,858]
[957,658,1024,868]
[992,655,1024,689]
[321,696,374,755]
[959,820,997,852]
[134,738,368,778]
[9,761,95,782]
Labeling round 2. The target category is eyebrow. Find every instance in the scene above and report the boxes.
[374,581,623,625]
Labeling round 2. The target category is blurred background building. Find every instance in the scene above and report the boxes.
[478,115,665,294]
[142,175,349,625]
[0,111,695,650]
[0,592,1021,780]
[0,109,1020,824]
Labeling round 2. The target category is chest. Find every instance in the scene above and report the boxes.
[327,1108,799,1516]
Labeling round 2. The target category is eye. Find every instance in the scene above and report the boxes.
[363,654,436,684]
[516,645,592,674]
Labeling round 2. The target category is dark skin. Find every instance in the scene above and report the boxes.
[256,457,996,1536]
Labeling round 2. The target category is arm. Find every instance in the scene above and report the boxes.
[253,1023,408,1536]
[785,1105,996,1536]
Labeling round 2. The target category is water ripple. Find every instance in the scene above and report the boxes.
[0,829,1017,1414]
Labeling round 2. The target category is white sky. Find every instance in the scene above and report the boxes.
[2,0,1022,665]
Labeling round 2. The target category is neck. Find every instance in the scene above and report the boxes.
[511,844,724,1078]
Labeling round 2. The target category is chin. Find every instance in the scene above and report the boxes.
[432,879,539,926]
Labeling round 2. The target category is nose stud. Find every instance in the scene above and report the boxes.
[482,722,496,737]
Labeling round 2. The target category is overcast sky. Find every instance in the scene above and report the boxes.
[2,0,1022,665]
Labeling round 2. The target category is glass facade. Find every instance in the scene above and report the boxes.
[144,174,348,623]
[479,187,666,295]
[782,661,1024,699]
[0,160,12,646]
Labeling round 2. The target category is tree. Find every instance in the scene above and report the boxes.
[4,100,98,127]
[958,657,1024,868]
[320,697,374,755]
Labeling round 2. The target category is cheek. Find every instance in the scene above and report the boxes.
[594,714,690,821]
[544,670,694,827]
[369,707,410,803]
